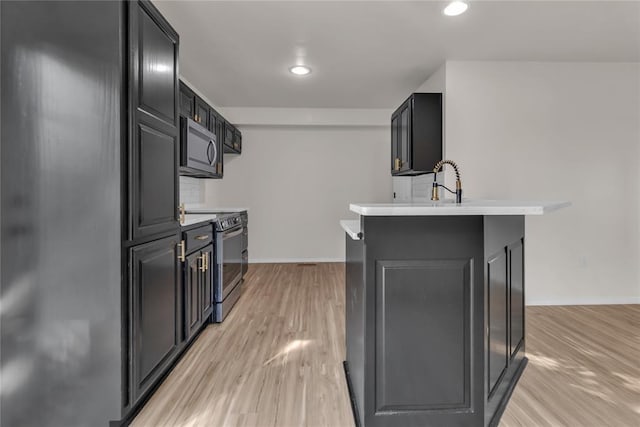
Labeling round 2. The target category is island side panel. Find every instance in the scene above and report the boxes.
[483,216,526,427]
[345,233,366,424]
[362,216,485,427]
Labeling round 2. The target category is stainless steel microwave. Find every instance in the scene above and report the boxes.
[179,117,222,178]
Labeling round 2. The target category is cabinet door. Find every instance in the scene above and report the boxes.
[129,0,179,240]
[130,234,180,402]
[487,249,508,396]
[233,129,242,153]
[509,240,524,357]
[375,260,471,411]
[179,81,195,119]
[391,113,400,173]
[223,122,235,151]
[201,246,214,320]
[399,102,411,172]
[195,97,209,128]
[208,108,218,133]
[184,251,201,341]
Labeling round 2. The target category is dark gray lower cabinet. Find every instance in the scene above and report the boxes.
[184,251,202,341]
[344,215,526,427]
[201,245,214,319]
[183,242,214,343]
[130,234,181,404]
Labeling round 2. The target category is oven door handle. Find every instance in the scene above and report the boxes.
[222,227,243,240]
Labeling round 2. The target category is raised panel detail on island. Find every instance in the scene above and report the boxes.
[375,259,471,412]
[509,240,525,358]
[487,250,508,396]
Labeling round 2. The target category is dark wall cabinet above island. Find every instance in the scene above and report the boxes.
[391,92,442,176]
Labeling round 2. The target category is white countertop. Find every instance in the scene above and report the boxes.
[340,220,362,240]
[182,213,218,227]
[350,199,571,216]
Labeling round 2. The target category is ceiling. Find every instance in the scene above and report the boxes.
[154,0,640,109]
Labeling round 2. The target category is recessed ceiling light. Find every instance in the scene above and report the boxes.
[289,65,311,76]
[444,1,468,16]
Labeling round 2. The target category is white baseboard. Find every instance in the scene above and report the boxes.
[249,258,344,264]
[526,296,640,306]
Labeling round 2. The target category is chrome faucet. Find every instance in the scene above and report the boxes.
[431,160,463,204]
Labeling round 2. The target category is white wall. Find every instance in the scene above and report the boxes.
[204,124,391,262]
[441,61,640,305]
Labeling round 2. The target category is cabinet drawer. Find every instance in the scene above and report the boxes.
[184,225,213,254]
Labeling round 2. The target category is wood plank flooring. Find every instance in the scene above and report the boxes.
[131,263,640,427]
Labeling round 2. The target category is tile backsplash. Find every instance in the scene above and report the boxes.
[179,176,204,206]
[392,172,443,202]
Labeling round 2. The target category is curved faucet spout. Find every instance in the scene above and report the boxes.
[431,160,463,204]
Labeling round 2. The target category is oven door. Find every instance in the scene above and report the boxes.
[216,225,243,302]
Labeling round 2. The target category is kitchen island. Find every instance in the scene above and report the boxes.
[341,200,569,427]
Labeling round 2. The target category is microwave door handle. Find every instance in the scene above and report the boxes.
[210,139,217,166]
[206,141,213,164]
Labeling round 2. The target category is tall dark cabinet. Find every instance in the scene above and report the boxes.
[125,0,182,420]
[1,1,182,426]
[391,93,443,176]
[128,0,180,240]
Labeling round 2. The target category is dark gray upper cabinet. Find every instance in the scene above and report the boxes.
[179,81,208,127]
[179,81,195,120]
[223,120,242,154]
[209,107,220,134]
[195,97,209,128]
[130,234,181,405]
[129,0,179,240]
[391,93,442,176]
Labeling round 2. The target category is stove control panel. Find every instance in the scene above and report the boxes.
[217,215,242,231]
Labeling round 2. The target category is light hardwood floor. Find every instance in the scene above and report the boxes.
[131,263,640,427]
